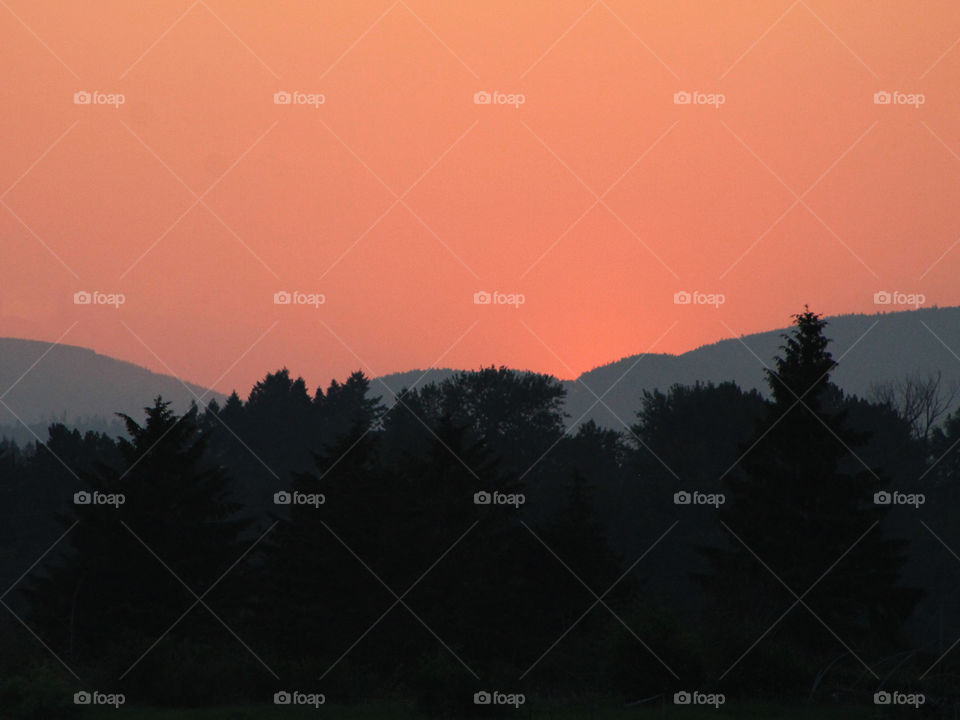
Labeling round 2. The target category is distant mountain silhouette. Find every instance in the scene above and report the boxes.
[3,305,957,443]
[373,306,960,429]
[0,338,223,443]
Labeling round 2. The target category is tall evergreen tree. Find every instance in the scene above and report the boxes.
[25,399,250,672]
[698,309,919,660]
[316,370,383,438]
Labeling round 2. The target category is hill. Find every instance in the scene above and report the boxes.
[373,306,960,429]
[0,338,224,443]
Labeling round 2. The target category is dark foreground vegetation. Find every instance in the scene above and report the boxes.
[2,309,960,717]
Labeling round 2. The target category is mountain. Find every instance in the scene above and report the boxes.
[3,305,957,445]
[373,306,960,429]
[0,338,224,444]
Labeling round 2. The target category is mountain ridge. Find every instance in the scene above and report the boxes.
[373,306,960,428]
[0,337,224,442]
[3,305,958,440]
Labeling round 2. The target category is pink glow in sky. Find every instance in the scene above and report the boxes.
[2,1,960,394]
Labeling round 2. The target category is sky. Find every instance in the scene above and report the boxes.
[2,0,960,396]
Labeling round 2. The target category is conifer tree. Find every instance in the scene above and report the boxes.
[699,308,919,653]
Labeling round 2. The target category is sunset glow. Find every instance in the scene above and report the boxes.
[3,0,959,393]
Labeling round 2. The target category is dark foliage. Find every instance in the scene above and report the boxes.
[0,312,946,712]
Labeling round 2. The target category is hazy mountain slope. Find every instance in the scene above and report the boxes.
[0,338,225,438]
[4,306,957,442]
[368,368,460,400]
[566,306,960,428]
[373,307,960,429]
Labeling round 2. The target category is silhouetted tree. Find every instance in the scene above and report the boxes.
[316,370,383,438]
[698,309,920,687]
[384,366,566,476]
[25,398,250,696]
[870,370,958,442]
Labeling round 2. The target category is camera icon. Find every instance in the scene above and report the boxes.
[274,91,292,105]
[73,91,91,105]
[74,291,92,305]
[674,91,691,105]
[673,290,691,305]
[274,491,292,505]
[874,91,891,105]
[474,91,491,105]
[873,290,891,305]
[473,491,491,505]
[274,291,292,305]
[473,691,491,705]
[873,491,891,505]
[874,691,891,705]
[674,691,691,705]
[474,291,491,305]
[673,491,691,505]
[274,691,292,704]
[74,691,92,704]
[74,491,92,505]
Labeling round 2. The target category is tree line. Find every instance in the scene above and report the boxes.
[2,308,960,716]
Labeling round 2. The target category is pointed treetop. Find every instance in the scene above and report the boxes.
[766,306,836,406]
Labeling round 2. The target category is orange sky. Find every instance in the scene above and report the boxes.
[2,1,960,395]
